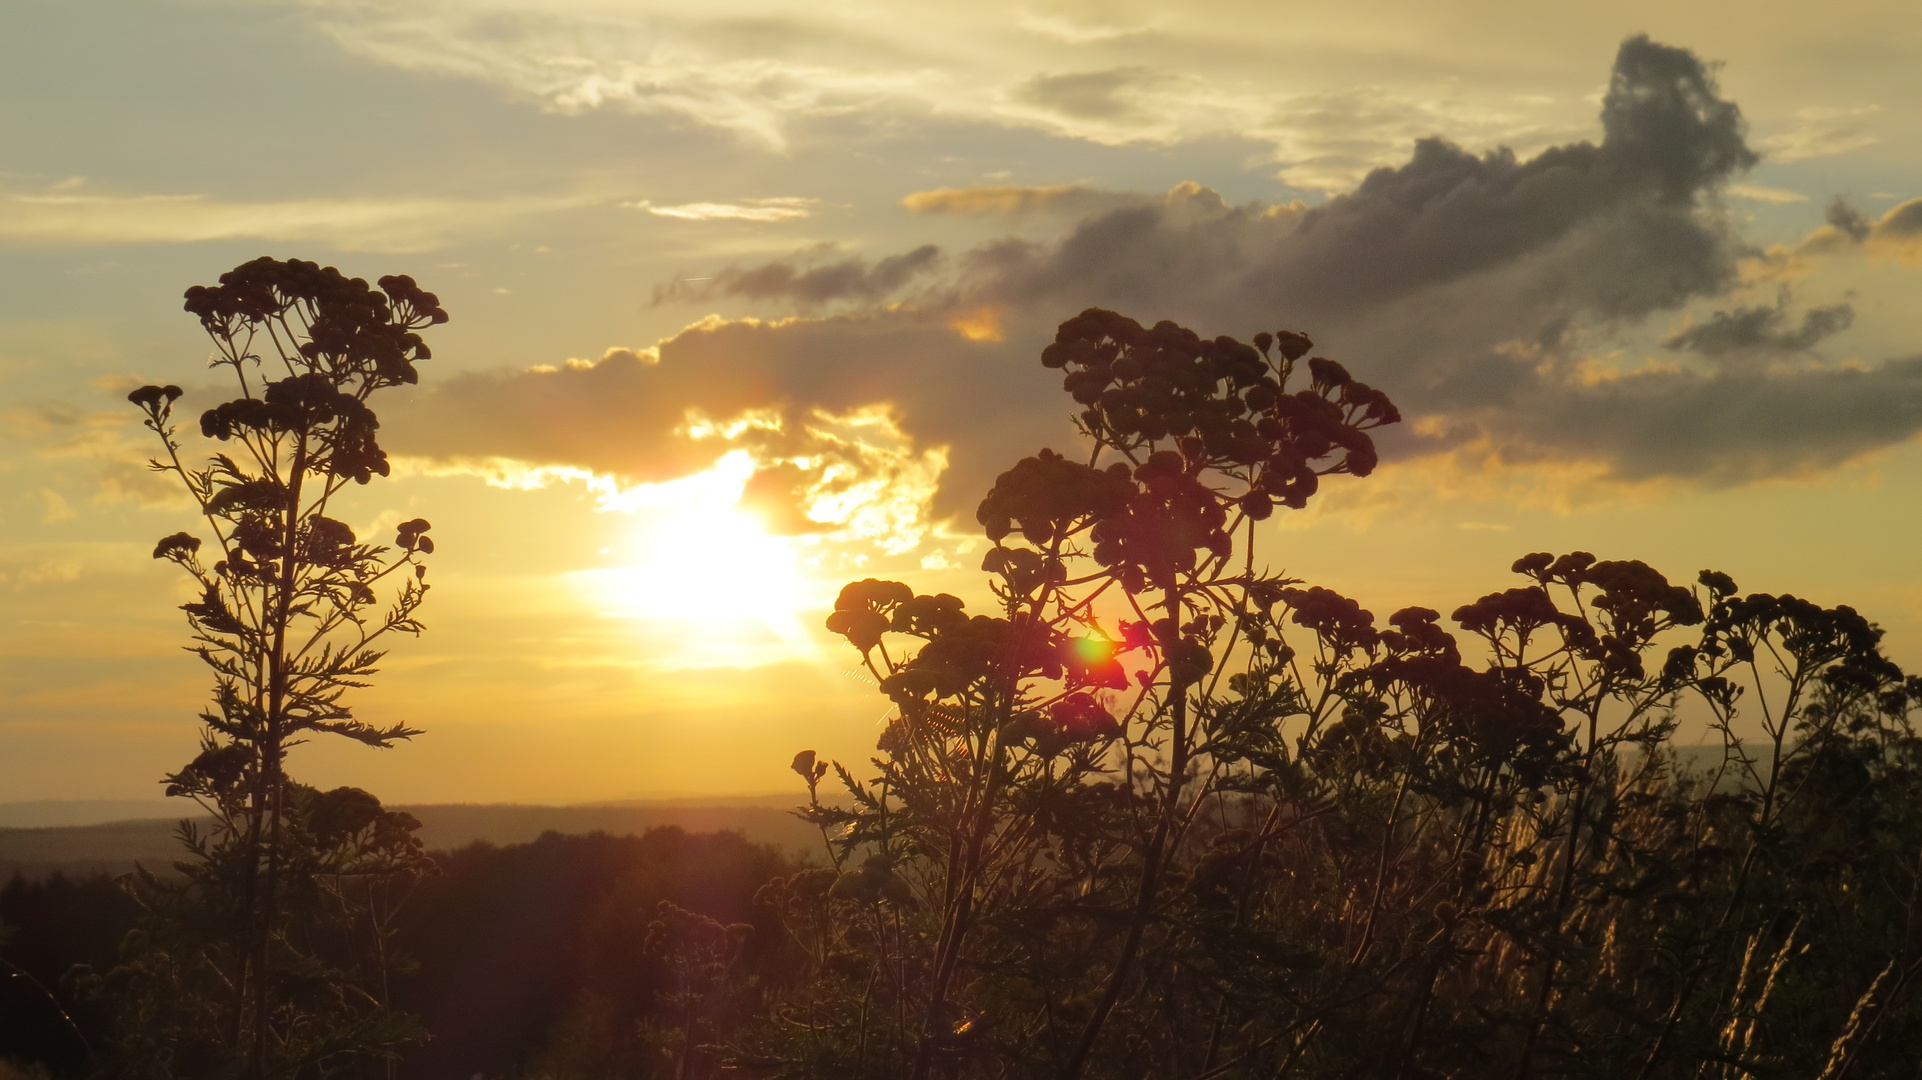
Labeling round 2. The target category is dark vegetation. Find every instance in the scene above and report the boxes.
[741,311,1922,1080]
[3,262,1920,1078]
[1,828,792,1079]
[0,801,821,881]
[81,259,446,1079]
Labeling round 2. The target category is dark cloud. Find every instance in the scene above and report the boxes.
[1664,299,1855,356]
[1515,357,1922,483]
[967,35,1755,323]
[1597,37,1756,200]
[652,244,942,306]
[1827,196,1875,243]
[399,37,1922,517]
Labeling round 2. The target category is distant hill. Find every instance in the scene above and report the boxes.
[0,799,830,880]
[0,799,177,829]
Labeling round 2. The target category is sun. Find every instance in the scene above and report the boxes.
[580,451,823,655]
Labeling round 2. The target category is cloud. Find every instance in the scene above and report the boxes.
[0,186,578,252]
[386,307,1050,525]
[717,409,949,552]
[386,321,995,535]
[989,72,1527,191]
[900,184,1143,217]
[653,244,943,306]
[1793,195,1922,256]
[393,38,1922,523]
[1880,198,1922,239]
[1828,196,1877,243]
[1663,298,1855,356]
[297,0,1593,193]
[303,2,927,152]
[1010,67,1175,125]
[951,36,1756,323]
[1726,183,1807,204]
[1756,105,1880,163]
[1014,12,1159,46]
[2,400,181,507]
[1866,197,1922,260]
[1508,357,1922,484]
[627,197,817,222]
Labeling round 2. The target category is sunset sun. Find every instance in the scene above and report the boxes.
[582,450,820,651]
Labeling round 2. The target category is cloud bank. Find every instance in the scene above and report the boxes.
[393,37,1922,528]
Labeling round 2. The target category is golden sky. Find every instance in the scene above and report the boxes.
[4,0,1921,803]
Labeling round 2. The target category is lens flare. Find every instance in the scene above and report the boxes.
[1070,635,1116,665]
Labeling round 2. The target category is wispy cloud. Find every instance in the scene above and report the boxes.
[900,184,1138,216]
[1013,11,1160,45]
[294,0,1593,192]
[0,186,582,251]
[1726,183,1808,204]
[625,197,817,222]
[2,400,182,507]
[302,1,929,152]
[1757,105,1880,163]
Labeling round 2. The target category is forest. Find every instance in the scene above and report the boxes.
[4,259,1920,1080]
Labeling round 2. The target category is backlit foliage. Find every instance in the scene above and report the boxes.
[752,309,1922,1080]
[92,258,449,1079]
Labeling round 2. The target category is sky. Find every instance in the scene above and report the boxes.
[3,0,1920,805]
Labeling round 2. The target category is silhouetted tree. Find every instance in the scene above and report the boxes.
[86,258,448,1079]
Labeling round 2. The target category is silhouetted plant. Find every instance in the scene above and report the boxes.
[88,258,447,1079]
[636,902,756,1078]
[754,307,1922,1080]
[765,310,1397,1078]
